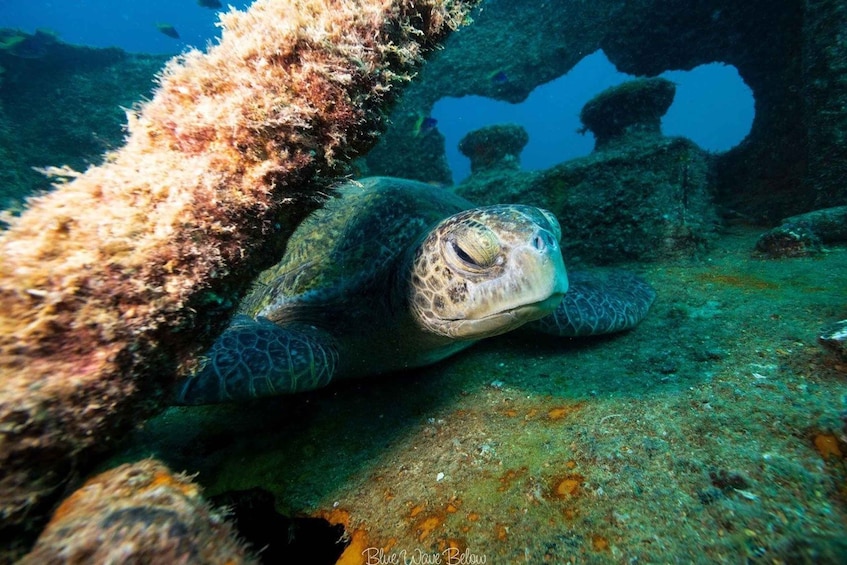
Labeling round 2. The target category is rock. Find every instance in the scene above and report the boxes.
[819,320,847,361]
[781,206,847,243]
[755,224,822,258]
[458,123,529,173]
[755,205,847,257]
[579,77,676,149]
[457,107,716,264]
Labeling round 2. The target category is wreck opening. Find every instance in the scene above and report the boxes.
[662,62,754,153]
[431,51,754,183]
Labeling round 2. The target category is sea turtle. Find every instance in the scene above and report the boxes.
[176,177,655,404]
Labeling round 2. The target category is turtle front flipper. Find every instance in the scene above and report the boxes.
[528,270,656,337]
[175,315,339,405]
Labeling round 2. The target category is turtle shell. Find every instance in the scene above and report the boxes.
[239,177,473,322]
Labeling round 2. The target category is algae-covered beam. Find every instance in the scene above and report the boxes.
[20,459,258,564]
[0,0,478,530]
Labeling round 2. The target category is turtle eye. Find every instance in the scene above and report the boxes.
[448,226,500,270]
[451,240,480,267]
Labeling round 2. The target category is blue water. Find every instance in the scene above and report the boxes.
[0,1,754,182]
[0,0,251,55]
[434,52,754,182]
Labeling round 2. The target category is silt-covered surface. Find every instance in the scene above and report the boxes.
[115,227,847,563]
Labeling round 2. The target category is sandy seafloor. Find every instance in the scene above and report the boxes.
[113,225,847,564]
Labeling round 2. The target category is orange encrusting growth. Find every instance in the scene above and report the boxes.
[813,433,844,460]
[0,0,478,529]
[21,459,256,564]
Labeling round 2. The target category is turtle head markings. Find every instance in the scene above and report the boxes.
[409,205,568,340]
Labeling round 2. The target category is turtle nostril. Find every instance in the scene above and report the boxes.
[533,230,555,252]
[533,235,545,251]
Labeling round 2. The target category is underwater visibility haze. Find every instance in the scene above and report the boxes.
[0,0,846,563]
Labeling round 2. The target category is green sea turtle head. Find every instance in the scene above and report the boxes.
[409,205,568,339]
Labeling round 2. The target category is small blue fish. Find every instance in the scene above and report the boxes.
[198,0,223,9]
[490,70,509,85]
[156,23,180,39]
[420,117,438,135]
[412,115,438,137]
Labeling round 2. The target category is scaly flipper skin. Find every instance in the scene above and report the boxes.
[528,270,656,337]
[176,315,339,404]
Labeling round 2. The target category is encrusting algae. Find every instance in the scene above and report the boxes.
[0,0,479,543]
[20,459,257,564]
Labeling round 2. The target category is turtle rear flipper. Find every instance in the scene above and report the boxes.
[175,315,339,405]
[529,270,656,337]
